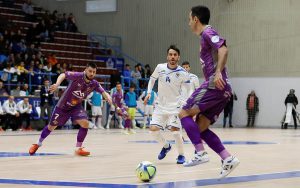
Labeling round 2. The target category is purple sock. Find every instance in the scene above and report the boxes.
[38,126,52,144]
[76,127,88,147]
[201,129,230,160]
[124,119,131,129]
[180,116,204,152]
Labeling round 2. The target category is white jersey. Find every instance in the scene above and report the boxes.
[188,73,200,97]
[151,63,190,114]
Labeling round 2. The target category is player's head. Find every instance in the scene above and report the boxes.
[116,82,122,92]
[182,61,191,72]
[8,95,14,102]
[290,89,295,94]
[129,85,135,92]
[44,79,50,87]
[23,97,29,103]
[189,6,210,34]
[85,62,97,80]
[167,45,180,66]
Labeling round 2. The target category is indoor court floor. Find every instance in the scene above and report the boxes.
[1,128,300,188]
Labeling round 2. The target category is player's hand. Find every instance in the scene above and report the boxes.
[104,92,112,105]
[214,71,226,90]
[144,94,151,105]
[49,84,58,93]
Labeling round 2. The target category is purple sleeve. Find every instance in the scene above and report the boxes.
[94,82,105,94]
[65,71,83,81]
[203,29,226,50]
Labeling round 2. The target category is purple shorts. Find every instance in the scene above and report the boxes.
[183,86,232,124]
[49,106,88,126]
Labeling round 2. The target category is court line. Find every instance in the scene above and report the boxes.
[75,168,220,181]
[1,170,300,187]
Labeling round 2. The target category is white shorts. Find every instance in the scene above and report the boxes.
[144,105,154,115]
[92,106,102,116]
[150,113,181,130]
[110,105,116,112]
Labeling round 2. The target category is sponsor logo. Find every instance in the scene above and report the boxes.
[211,35,220,43]
[72,90,85,98]
[71,99,78,105]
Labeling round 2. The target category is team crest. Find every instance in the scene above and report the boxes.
[176,73,180,78]
[71,99,78,105]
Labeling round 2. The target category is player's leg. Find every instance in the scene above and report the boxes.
[106,105,115,129]
[97,107,104,129]
[198,114,239,178]
[29,107,69,155]
[73,119,90,156]
[169,115,185,164]
[130,108,137,131]
[149,114,170,160]
[229,109,233,127]
[91,106,97,128]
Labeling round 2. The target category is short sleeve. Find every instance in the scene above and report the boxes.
[94,82,105,94]
[65,71,83,81]
[150,65,160,79]
[202,29,226,50]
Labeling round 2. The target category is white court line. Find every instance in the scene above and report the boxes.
[74,168,220,181]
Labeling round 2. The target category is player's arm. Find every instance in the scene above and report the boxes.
[49,73,66,93]
[215,45,228,90]
[144,65,159,105]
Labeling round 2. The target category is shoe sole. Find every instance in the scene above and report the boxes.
[183,159,209,167]
[219,160,240,179]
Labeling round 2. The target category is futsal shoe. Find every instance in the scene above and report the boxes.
[29,144,40,155]
[158,144,172,160]
[219,156,240,178]
[75,147,90,156]
[176,155,186,164]
[183,151,209,167]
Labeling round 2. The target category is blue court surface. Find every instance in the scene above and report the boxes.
[0,171,300,188]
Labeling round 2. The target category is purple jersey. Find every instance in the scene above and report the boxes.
[200,25,229,89]
[112,91,124,108]
[57,71,105,110]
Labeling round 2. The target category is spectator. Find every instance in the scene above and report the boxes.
[67,13,78,32]
[33,63,45,88]
[22,0,36,22]
[137,63,145,89]
[123,64,131,86]
[131,65,141,87]
[283,89,298,129]
[36,20,48,42]
[0,100,4,131]
[26,23,39,44]
[246,90,259,127]
[125,85,138,129]
[43,62,52,73]
[48,53,58,66]
[51,63,61,83]
[40,79,54,126]
[17,61,28,82]
[0,81,9,96]
[145,64,152,78]
[11,85,21,96]
[223,92,237,128]
[20,83,30,96]
[2,95,20,131]
[17,97,32,130]
[88,91,104,129]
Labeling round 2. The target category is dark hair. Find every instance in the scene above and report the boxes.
[116,81,121,86]
[87,62,97,69]
[125,64,130,67]
[167,45,180,55]
[130,85,135,89]
[191,6,210,25]
[182,61,190,66]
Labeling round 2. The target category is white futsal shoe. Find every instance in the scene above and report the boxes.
[183,151,209,167]
[219,156,240,179]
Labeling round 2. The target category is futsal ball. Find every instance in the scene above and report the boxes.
[135,161,157,182]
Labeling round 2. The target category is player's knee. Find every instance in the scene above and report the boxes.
[179,109,188,119]
[170,127,180,132]
[149,125,160,131]
[47,125,57,131]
